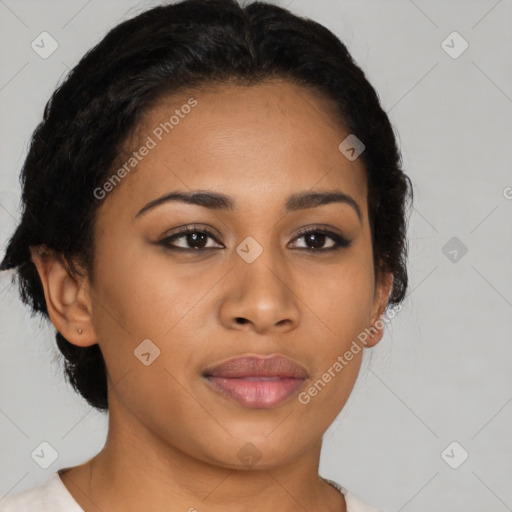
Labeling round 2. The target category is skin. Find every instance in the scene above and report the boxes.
[31,80,393,512]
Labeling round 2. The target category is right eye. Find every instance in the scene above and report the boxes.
[158,226,224,251]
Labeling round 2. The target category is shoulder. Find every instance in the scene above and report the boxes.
[322,477,390,512]
[0,473,83,512]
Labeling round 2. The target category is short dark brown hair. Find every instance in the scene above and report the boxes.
[1,0,413,411]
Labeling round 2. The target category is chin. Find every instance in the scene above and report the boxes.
[199,434,311,471]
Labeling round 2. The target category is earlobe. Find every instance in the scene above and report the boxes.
[29,246,97,347]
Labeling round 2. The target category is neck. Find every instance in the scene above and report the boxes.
[60,399,346,512]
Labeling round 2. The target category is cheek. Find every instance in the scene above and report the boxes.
[302,254,374,392]
[88,241,209,433]
[88,236,214,401]
[91,239,190,341]
[308,252,375,346]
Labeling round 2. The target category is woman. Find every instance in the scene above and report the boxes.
[0,0,412,510]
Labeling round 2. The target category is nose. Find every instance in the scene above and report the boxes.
[219,248,301,335]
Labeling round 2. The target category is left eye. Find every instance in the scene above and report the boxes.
[290,228,352,251]
[158,227,351,252]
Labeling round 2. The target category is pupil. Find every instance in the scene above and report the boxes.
[188,232,207,249]
[307,233,325,249]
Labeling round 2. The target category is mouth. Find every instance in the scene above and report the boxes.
[202,355,308,408]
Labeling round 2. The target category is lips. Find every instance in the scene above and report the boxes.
[202,355,308,408]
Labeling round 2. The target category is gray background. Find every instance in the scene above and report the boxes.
[1,0,511,510]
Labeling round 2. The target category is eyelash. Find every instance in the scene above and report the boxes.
[158,225,352,253]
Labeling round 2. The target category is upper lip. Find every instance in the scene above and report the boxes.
[203,355,309,379]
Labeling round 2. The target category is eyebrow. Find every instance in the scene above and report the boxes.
[134,189,362,223]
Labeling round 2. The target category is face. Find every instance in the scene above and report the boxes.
[71,81,391,469]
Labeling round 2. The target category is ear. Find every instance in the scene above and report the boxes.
[29,245,97,347]
[364,270,394,348]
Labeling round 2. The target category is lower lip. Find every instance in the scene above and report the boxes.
[204,376,305,408]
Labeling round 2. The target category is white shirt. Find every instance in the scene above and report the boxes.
[0,472,387,511]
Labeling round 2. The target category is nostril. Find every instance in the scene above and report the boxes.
[235,318,248,325]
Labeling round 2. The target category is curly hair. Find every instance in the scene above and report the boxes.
[0,0,413,411]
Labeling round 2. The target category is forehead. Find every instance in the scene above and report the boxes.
[100,80,368,221]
